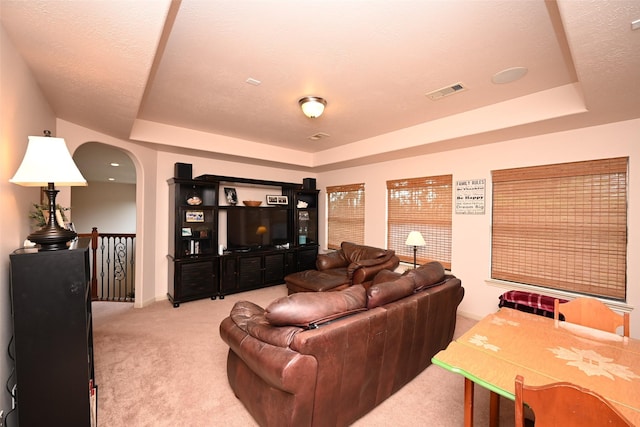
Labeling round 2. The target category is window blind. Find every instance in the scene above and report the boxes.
[491,157,628,300]
[387,175,452,269]
[326,183,365,250]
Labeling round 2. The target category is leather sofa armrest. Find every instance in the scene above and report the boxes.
[220,316,318,393]
[350,255,400,284]
[316,250,348,270]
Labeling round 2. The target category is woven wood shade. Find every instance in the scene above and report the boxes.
[492,157,628,300]
[387,175,452,269]
[327,183,365,250]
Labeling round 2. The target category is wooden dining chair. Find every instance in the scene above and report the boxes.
[514,375,632,427]
[553,297,630,337]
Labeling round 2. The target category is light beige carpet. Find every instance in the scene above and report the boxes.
[93,285,516,426]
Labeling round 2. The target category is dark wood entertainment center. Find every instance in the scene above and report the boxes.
[167,171,319,307]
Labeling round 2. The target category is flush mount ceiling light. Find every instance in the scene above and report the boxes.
[299,96,327,118]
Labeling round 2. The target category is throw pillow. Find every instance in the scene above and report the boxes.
[367,276,415,308]
[265,285,367,327]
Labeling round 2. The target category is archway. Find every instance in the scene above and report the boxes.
[72,142,137,302]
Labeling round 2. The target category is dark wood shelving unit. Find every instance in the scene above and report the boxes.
[168,171,319,305]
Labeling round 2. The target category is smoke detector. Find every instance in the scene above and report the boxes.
[425,82,467,100]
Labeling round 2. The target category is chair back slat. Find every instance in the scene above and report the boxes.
[515,375,632,427]
[553,297,629,337]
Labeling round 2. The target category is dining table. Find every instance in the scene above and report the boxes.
[432,307,640,426]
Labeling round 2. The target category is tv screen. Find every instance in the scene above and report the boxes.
[227,207,289,251]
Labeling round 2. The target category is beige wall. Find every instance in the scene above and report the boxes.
[72,181,136,234]
[317,119,640,336]
[0,25,57,414]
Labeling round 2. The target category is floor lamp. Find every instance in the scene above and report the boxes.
[405,231,426,269]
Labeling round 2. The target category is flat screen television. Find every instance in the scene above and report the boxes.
[226,207,289,251]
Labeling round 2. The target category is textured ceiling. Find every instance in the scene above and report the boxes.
[1,0,639,174]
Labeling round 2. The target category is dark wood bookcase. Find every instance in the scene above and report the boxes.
[168,173,319,305]
[9,238,96,427]
[167,178,219,307]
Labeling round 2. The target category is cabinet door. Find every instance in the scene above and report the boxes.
[179,260,216,299]
[284,251,297,276]
[295,190,319,246]
[264,253,285,284]
[238,255,262,289]
[297,247,318,271]
[220,256,238,294]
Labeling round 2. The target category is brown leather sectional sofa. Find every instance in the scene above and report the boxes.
[219,262,464,427]
[285,241,400,294]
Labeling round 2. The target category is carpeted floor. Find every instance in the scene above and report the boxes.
[92,285,516,426]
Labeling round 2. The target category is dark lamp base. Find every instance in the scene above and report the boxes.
[29,182,77,251]
[28,226,77,251]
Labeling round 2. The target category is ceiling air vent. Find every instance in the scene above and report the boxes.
[425,82,467,100]
[308,132,330,141]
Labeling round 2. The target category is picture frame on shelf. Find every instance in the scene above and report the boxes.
[182,227,192,236]
[267,195,288,205]
[185,211,204,222]
[277,196,289,205]
[224,187,238,205]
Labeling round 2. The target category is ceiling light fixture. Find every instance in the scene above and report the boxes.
[299,96,327,118]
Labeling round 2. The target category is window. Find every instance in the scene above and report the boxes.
[326,183,365,250]
[387,175,452,269]
[491,157,628,300]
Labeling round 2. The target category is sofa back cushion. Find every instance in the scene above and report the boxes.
[407,261,446,291]
[265,285,367,327]
[341,241,391,263]
[371,269,403,286]
[367,275,415,308]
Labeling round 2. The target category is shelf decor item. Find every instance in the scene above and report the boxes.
[185,211,204,222]
[243,200,262,207]
[224,187,238,205]
[10,131,88,250]
[186,188,202,205]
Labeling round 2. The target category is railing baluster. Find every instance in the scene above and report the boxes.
[78,229,136,302]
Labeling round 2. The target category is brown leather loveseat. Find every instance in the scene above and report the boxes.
[220,262,464,427]
[284,241,400,294]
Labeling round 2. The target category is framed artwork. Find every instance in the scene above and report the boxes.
[185,211,204,222]
[267,195,288,205]
[277,196,289,205]
[181,227,192,236]
[224,187,238,205]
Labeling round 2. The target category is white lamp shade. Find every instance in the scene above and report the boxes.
[299,97,327,118]
[405,231,426,246]
[10,136,87,186]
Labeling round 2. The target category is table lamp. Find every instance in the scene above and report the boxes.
[405,231,426,269]
[10,133,87,250]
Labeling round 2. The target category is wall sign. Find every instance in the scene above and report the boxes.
[455,179,486,214]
